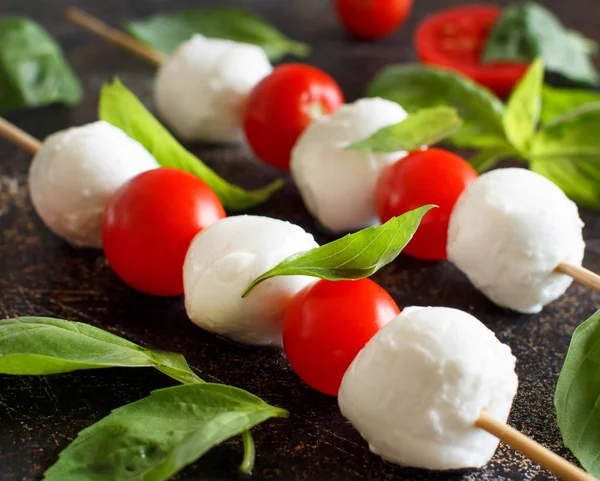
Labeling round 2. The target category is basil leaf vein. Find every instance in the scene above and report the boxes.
[0,17,82,113]
[43,383,288,481]
[367,64,508,150]
[0,317,202,385]
[98,78,283,211]
[502,58,544,156]
[541,85,600,125]
[125,8,309,62]
[346,106,462,153]
[555,310,600,477]
[243,205,434,297]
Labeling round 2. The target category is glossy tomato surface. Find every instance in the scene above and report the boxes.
[243,63,344,171]
[335,0,413,40]
[102,168,225,297]
[377,148,477,261]
[283,278,400,396]
[414,4,529,97]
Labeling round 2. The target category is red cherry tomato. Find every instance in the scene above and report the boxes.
[102,168,225,296]
[335,0,413,40]
[377,148,477,261]
[283,278,400,396]
[414,5,529,97]
[243,63,344,171]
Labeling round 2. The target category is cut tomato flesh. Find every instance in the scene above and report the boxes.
[414,4,529,97]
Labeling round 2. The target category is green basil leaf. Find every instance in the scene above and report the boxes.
[483,2,599,86]
[541,85,600,125]
[0,317,202,385]
[0,17,82,113]
[99,78,283,211]
[502,58,544,155]
[555,310,600,476]
[469,145,518,173]
[243,205,434,297]
[531,105,600,208]
[125,8,309,62]
[44,383,288,481]
[346,106,462,153]
[367,64,508,150]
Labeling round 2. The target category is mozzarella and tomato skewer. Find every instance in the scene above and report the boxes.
[339,306,593,481]
[66,7,272,144]
[0,117,159,247]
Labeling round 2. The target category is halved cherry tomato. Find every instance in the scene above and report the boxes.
[414,5,529,97]
[243,63,344,171]
[376,148,477,261]
[283,278,400,396]
[102,168,225,296]
[335,0,413,40]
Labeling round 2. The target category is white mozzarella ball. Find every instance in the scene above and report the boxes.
[154,35,272,143]
[183,215,318,346]
[290,97,408,233]
[29,121,159,248]
[339,306,518,471]
[447,168,585,314]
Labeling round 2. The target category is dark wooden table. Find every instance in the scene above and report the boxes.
[1,0,600,479]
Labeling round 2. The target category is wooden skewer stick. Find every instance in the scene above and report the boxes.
[555,262,600,293]
[476,411,595,481]
[65,7,165,66]
[0,117,42,155]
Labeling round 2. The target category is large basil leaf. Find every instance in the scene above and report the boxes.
[555,310,600,477]
[483,2,599,86]
[502,58,544,155]
[243,205,434,296]
[125,8,309,62]
[0,317,202,385]
[347,106,462,153]
[531,105,600,209]
[99,78,283,211]
[44,383,288,481]
[367,64,509,150]
[541,85,600,125]
[0,17,82,113]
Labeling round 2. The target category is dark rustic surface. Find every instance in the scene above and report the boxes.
[1,0,600,479]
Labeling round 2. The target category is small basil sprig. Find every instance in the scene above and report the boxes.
[0,317,202,385]
[44,383,287,481]
[0,17,82,113]
[99,79,283,211]
[125,8,309,62]
[483,2,599,86]
[555,310,600,477]
[243,205,434,297]
[346,106,462,153]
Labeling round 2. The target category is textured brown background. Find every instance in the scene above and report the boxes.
[1,0,600,480]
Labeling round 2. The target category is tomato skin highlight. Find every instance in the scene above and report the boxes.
[243,63,344,171]
[283,278,400,396]
[414,4,529,97]
[102,168,226,297]
[335,0,414,40]
[376,148,477,261]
